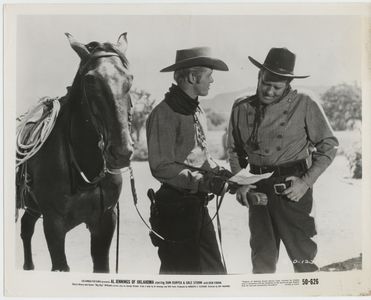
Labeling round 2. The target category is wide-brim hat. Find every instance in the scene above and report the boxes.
[248,47,309,79]
[160,47,229,72]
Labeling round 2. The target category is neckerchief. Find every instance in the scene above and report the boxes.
[164,84,199,115]
[164,84,208,150]
[248,85,292,151]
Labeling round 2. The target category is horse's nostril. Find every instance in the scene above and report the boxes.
[108,145,133,159]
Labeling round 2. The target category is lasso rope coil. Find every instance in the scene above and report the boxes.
[16,98,61,167]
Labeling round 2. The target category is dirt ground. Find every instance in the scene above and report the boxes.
[15,154,361,274]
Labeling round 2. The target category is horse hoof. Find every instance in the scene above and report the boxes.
[93,268,109,273]
[23,263,35,270]
[52,266,70,272]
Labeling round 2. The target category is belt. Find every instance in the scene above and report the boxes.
[250,159,308,177]
[161,183,208,198]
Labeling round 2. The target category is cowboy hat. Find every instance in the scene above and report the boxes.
[160,47,229,72]
[248,47,309,79]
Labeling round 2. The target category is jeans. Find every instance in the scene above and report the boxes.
[151,185,226,275]
[249,174,318,273]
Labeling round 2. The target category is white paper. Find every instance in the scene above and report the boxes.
[229,169,273,185]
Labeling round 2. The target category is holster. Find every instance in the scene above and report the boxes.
[147,185,206,247]
[147,188,162,247]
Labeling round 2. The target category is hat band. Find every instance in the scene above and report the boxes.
[264,64,293,75]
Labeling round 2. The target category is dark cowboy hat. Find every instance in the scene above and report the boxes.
[248,47,309,79]
[160,47,229,72]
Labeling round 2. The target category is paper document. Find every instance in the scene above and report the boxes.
[228,168,273,185]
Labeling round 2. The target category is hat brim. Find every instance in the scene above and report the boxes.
[248,56,309,79]
[160,56,229,72]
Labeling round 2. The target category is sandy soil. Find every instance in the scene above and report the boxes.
[15,154,361,274]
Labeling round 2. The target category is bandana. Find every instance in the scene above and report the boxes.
[247,85,292,151]
[164,84,199,115]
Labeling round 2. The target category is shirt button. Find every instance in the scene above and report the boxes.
[280,122,285,126]
[277,134,283,138]
[283,110,288,114]
[276,146,282,151]
[264,149,269,153]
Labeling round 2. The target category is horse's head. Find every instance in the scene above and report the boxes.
[66,33,134,169]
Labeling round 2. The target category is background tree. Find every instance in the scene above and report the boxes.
[321,83,361,131]
[321,83,362,179]
[204,108,227,130]
[130,88,156,142]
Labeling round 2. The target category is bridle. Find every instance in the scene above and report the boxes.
[67,49,133,273]
[68,50,132,185]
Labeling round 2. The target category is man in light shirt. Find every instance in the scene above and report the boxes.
[228,48,339,273]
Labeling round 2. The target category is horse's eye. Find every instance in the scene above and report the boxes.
[86,42,99,52]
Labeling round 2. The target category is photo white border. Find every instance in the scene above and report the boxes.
[3,2,371,297]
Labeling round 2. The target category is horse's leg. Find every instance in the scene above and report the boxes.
[42,215,70,272]
[20,209,41,270]
[89,208,117,273]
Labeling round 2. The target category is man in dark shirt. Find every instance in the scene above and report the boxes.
[147,47,232,274]
[227,48,339,273]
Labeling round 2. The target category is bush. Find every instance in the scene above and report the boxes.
[132,141,148,161]
[321,83,361,131]
[130,89,156,142]
[345,146,362,179]
[204,108,228,130]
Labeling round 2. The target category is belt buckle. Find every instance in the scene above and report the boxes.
[273,183,287,195]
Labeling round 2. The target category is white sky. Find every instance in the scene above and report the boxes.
[16,14,362,113]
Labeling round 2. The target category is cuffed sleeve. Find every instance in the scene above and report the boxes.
[301,98,339,187]
[146,104,206,192]
[227,107,243,175]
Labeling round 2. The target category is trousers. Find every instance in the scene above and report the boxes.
[249,173,318,273]
[151,185,226,275]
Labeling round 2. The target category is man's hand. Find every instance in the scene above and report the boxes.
[236,185,256,207]
[208,175,228,196]
[282,176,309,202]
[216,168,234,179]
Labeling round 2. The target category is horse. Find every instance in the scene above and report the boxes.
[17,33,134,272]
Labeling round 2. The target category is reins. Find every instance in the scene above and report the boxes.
[129,167,166,241]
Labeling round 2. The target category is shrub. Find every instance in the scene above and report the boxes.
[204,108,228,130]
[321,83,361,131]
[345,145,362,179]
[132,141,148,161]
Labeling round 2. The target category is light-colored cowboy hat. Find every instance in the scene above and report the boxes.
[160,47,229,72]
[248,47,309,79]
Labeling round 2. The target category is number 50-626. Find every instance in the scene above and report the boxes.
[302,278,319,285]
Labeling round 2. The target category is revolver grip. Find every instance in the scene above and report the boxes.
[147,188,156,204]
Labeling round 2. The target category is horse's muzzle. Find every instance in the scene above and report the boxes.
[106,145,133,169]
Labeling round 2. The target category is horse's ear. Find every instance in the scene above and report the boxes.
[65,33,90,60]
[117,32,128,54]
